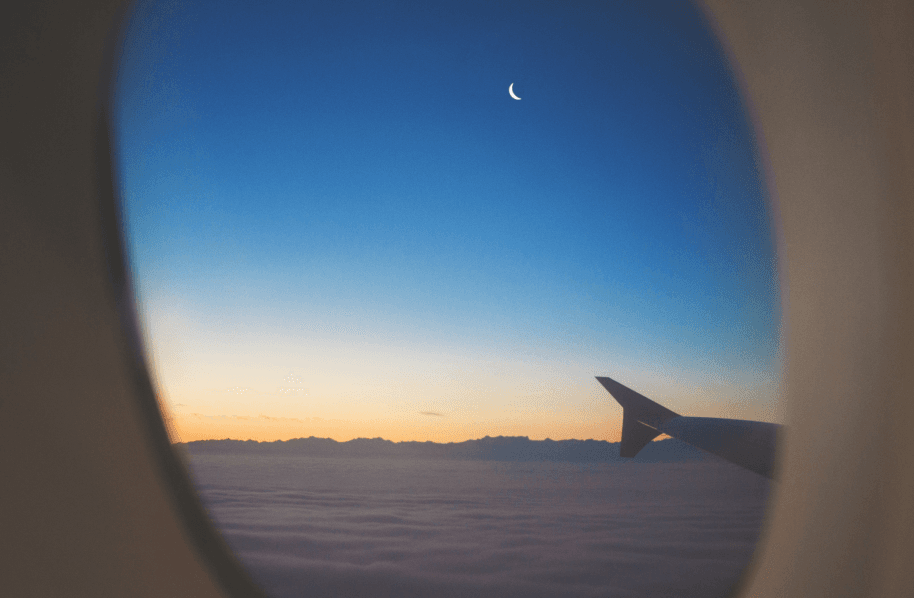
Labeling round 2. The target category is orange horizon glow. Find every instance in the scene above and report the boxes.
[165,411,627,444]
[156,370,782,445]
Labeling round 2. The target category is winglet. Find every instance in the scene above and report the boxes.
[596,376,680,458]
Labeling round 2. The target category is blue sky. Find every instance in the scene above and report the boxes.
[113,0,781,442]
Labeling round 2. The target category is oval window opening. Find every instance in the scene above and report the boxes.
[113,1,782,596]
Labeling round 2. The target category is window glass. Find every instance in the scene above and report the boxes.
[113,1,780,596]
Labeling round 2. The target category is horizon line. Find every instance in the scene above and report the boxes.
[173,434,674,445]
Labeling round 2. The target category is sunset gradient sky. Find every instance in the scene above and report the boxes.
[113,0,782,443]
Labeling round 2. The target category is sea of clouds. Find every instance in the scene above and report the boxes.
[186,454,770,598]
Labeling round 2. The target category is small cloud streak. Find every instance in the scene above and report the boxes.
[186,413,308,424]
[420,411,445,417]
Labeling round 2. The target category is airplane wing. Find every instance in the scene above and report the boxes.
[596,376,782,479]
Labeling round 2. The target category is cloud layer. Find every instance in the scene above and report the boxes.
[180,436,716,463]
[188,455,769,598]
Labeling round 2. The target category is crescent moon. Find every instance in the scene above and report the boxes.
[509,83,521,100]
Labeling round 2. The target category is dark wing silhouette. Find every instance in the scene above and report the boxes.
[596,376,781,478]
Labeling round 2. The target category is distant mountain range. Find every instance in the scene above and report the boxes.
[178,436,720,464]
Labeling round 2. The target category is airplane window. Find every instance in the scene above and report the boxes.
[111,0,781,596]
